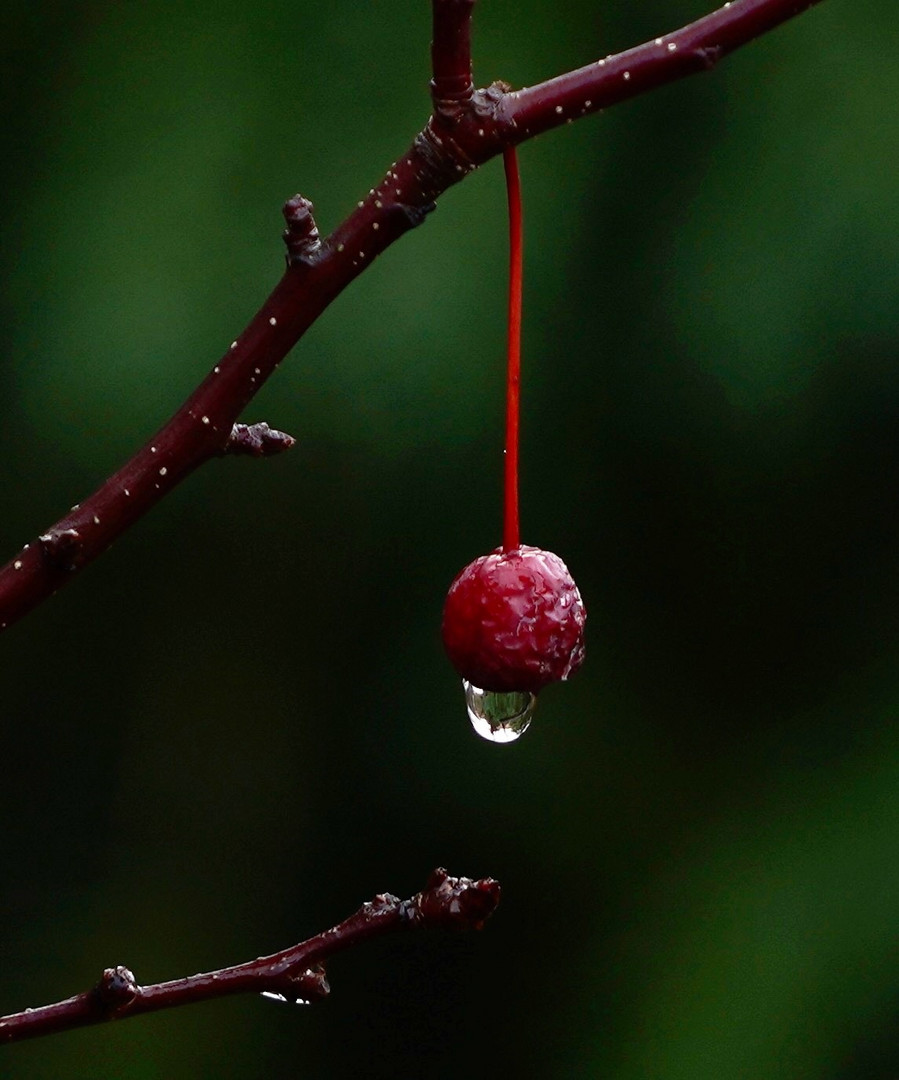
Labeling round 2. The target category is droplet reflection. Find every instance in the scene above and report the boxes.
[463,680,536,743]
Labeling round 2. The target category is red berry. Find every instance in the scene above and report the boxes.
[441,545,586,695]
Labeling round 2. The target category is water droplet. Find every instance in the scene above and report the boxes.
[463,680,536,744]
[260,991,310,1006]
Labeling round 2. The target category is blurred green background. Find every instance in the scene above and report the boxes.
[2,1,898,1076]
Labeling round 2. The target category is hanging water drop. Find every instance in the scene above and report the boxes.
[463,679,536,743]
[260,991,310,1006]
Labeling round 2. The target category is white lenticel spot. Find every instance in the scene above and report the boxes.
[337,243,345,252]
[201,416,210,425]
[231,341,237,349]
[13,561,22,570]
[254,367,261,375]
[269,317,277,326]
[93,516,100,525]
[124,489,131,496]
[214,366,220,373]
[655,37,663,45]
[151,446,157,453]
[372,222,379,230]
[623,71,631,80]
[668,42,677,51]
[555,105,563,114]
[159,467,167,477]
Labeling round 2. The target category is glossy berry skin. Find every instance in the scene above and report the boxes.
[442,545,586,694]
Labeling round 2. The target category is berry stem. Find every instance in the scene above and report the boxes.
[503,145,523,553]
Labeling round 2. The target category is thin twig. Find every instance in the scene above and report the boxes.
[431,0,476,121]
[0,0,827,634]
[0,869,500,1045]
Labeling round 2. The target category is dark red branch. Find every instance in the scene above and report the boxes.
[503,0,826,138]
[0,0,827,634]
[0,869,500,1045]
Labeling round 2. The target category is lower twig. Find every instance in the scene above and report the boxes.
[0,868,500,1045]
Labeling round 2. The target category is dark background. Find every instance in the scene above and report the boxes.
[3,1,898,1077]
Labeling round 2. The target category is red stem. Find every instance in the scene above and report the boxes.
[503,146,523,552]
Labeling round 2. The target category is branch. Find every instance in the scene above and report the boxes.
[0,0,826,633]
[0,869,500,1045]
[504,0,826,137]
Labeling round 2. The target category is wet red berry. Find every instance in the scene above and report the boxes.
[441,545,586,695]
